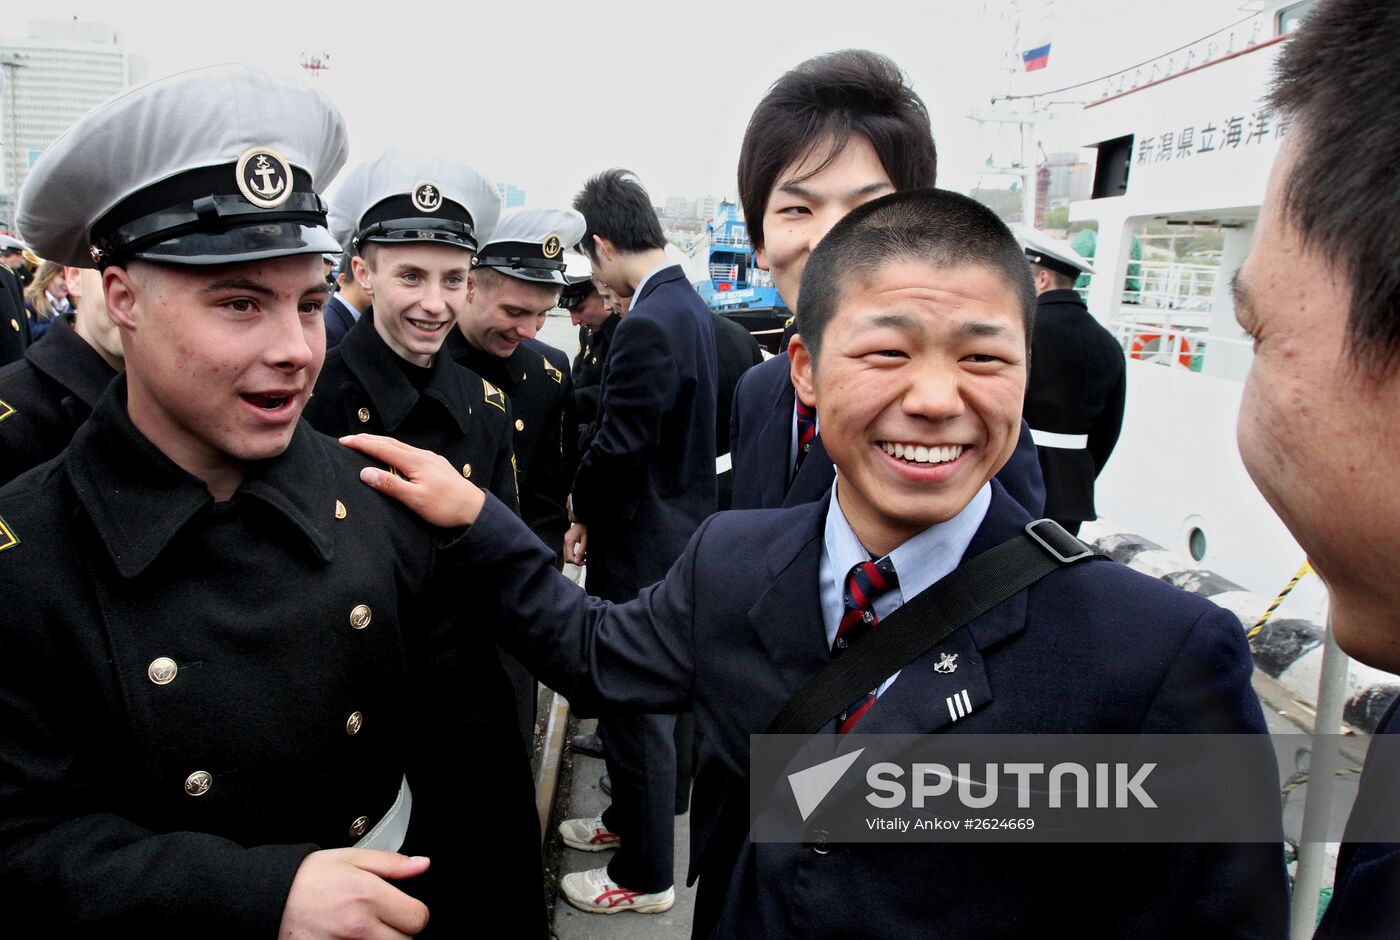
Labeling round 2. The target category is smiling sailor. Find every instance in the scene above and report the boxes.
[0,67,545,936]
[1019,226,1125,537]
[304,151,521,519]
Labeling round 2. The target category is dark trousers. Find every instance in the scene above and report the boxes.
[599,711,676,892]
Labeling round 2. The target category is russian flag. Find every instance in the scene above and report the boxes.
[1022,43,1051,72]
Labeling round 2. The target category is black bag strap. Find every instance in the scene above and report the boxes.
[764,520,1104,737]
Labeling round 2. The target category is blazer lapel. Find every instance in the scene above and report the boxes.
[755,369,796,509]
[745,500,830,698]
[783,435,836,507]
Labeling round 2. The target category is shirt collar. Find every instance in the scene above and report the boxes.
[823,478,993,605]
[65,377,337,578]
[631,261,671,305]
[338,309,473,436]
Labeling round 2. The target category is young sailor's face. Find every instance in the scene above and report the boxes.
[357,243,471,366]
[792,259,1026,553]
[755,134,895,316]
[108,252,327,471]
[1236,133,1400,670]
[460,273,559,357]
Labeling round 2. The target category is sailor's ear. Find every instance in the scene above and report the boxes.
[103,266,139,331]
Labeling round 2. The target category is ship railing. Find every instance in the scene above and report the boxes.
[709,262,744,282]
[710,233,751,249]
[750,269,774,289]
[1121,261,1219,313]
[1095,11,1270,100]
[1110,319,1249,373]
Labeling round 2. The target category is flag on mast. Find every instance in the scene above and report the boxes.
[1020,0,1054,72]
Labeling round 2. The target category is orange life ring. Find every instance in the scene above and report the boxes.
[1129,332,1194,368]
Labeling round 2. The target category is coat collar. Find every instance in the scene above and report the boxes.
[26,316,118,407]
[448,328,528,394]
[338,310,472,436]
[66,378,337,578]
[633,264,686,307]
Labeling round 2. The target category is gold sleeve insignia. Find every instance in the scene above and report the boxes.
[0,399,14,422]
[482,379,507,412]
[0,513,18,552]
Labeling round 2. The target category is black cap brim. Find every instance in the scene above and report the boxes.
[490,266,567,286]
[131,222,342,267]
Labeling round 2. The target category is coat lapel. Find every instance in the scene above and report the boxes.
[745,499,830,698]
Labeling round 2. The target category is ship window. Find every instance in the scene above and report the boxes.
[1091,136,1132,199]
[1188,527,1208,562]
[1278,0,1319,35]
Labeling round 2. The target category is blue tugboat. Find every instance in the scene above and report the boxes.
[694,200,790,352]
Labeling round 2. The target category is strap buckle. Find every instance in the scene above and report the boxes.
[1024,519,1096,564]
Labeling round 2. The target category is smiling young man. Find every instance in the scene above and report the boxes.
[346,188,1286,938]
[305,151,519,516]
[1229,1,1400,934]
[0,66,545,936]
[727,50,1045,517]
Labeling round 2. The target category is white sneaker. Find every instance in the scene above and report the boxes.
[559,866,675,914]
[557,814,621,852]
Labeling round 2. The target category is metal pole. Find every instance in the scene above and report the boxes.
[1290,617,1350,939]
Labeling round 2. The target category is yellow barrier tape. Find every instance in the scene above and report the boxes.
[1248,560,1313,641]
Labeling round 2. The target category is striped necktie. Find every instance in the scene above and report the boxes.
[793,398,817,480]
[833,557,900,734]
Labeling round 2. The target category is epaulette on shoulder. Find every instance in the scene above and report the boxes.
[482,378,507,412]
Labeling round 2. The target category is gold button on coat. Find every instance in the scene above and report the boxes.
[357,407,371,423]
[334,500,347,520]
[515,419,525,431]
[147,657,178,685]
[184,771,212,797]
[346,711,363,735]
[349,604,372,630]
[461,464,472,479]
[349,815,369,838]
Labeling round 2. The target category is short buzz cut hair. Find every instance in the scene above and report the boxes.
[797,189,1036,364]
[1269,0,1400,374]
[572,169,667,258]
[738,50,936,250]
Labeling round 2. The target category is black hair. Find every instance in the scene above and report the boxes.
[1031,262,1077,291]
[797,189,1035,362]
[572,169,666,257]
[1268,0,1400,374]
[738,50,936,249]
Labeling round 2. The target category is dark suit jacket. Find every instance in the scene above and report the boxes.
[1315,698,1400,940]
[0,317,118,486]
[713,314,764,510]
[571,264,717,601]
[730,352,1047,516]
[456,483,1287,938]
[0,266,29,367]
[570,314,620,454]
[1023,289,1126,522]
[322,294,358,350]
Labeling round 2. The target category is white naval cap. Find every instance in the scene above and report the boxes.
[329,152,500,255]
[1018,225,1095,278]
[16,64,348,269]
[473,207,586,286]
[558,251,596,308]
[0,235,27,254]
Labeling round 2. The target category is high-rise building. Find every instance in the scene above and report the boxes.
[496,182,526,208]
[1,20,146,230]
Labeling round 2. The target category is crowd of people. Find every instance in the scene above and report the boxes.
[0,0,1396,935]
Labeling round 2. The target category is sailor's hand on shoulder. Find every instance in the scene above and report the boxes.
[340,433,485,527]
[279,848,430,939]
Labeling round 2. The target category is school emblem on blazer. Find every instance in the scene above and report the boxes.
[412,182,442,213]
[235,146,293,209]
[934,652,959,674]
[542,233,562,259]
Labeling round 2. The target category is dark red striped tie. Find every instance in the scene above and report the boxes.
[833,557,900,734]
[793,398,817,479]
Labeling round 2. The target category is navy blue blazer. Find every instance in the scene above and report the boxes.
[457,483,1288,938]
[322,294,358,350]
[1315,698,1400,939]
[729,352,1047,516]
[570,264,718,601]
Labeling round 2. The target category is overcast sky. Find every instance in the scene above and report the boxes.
[4,0,1253,210]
